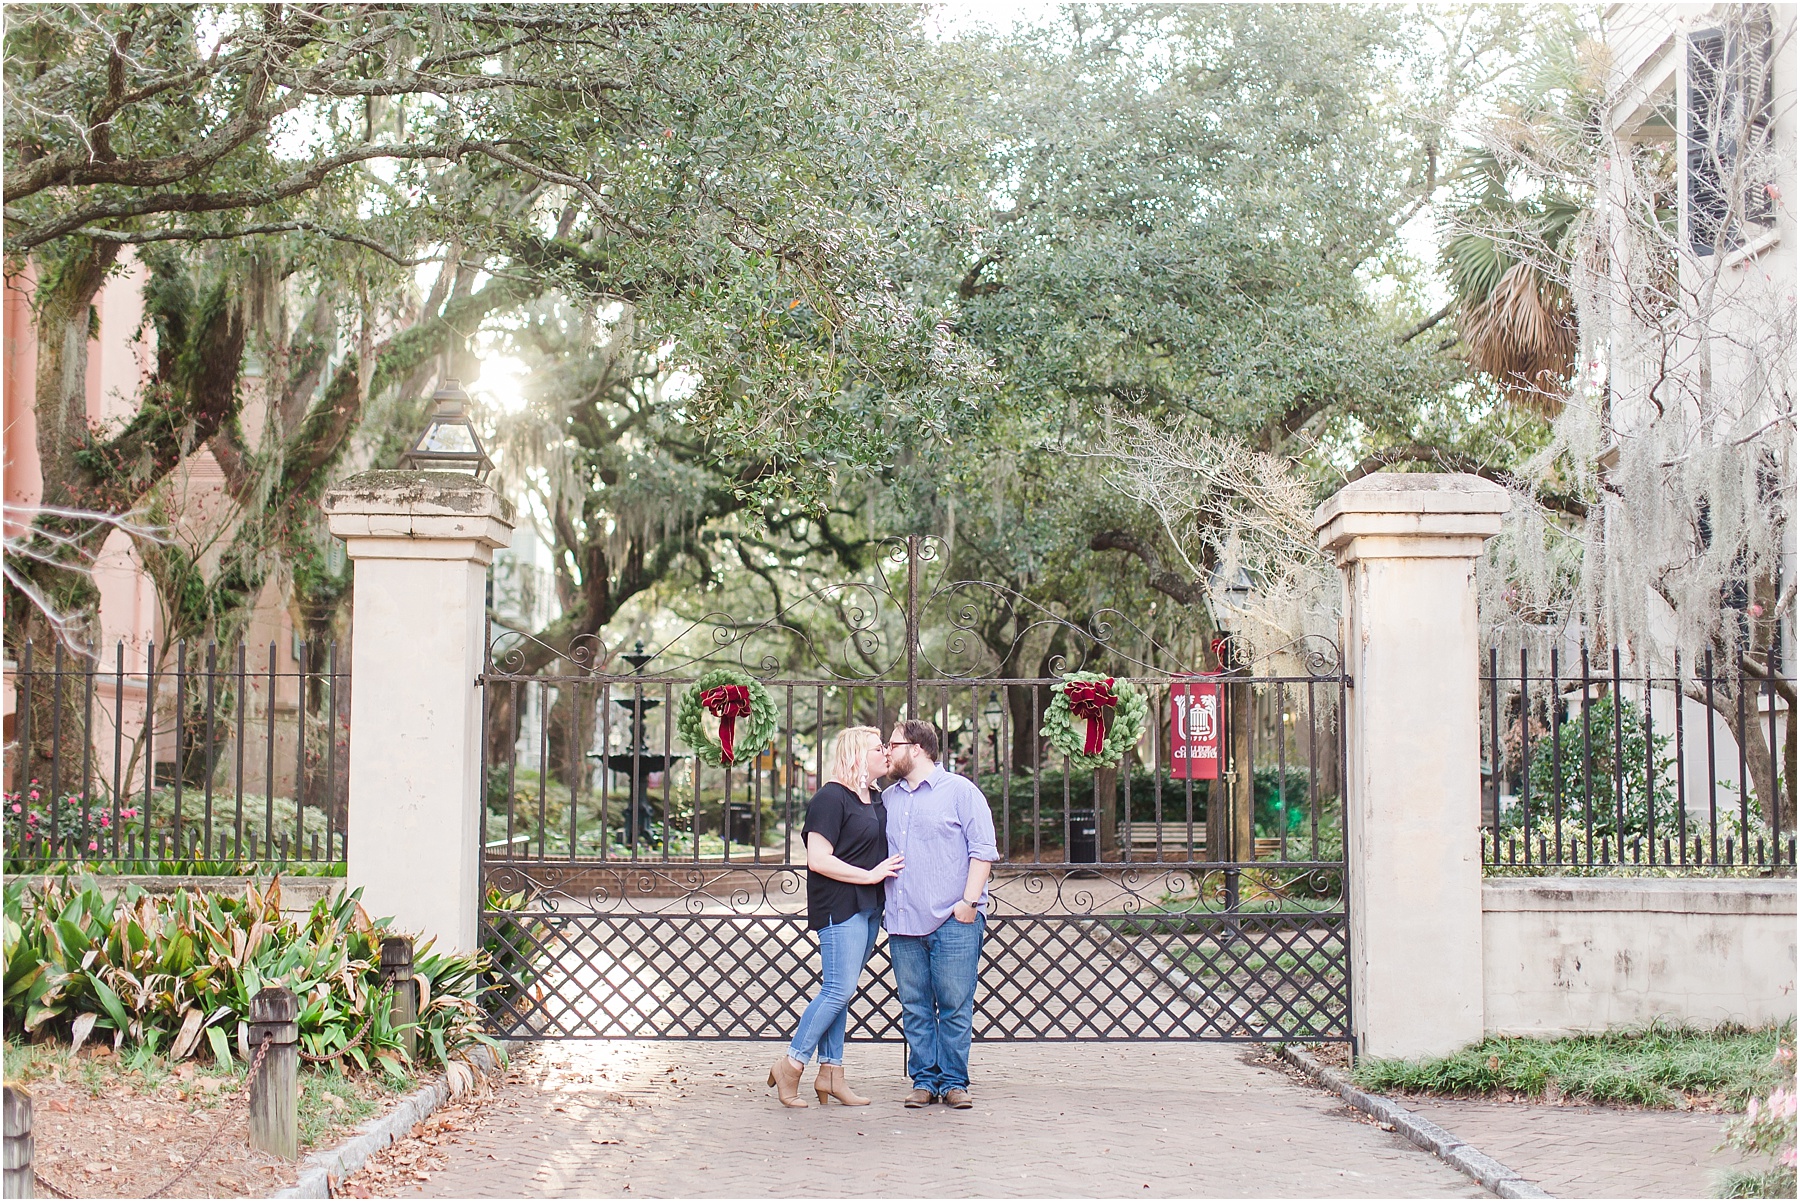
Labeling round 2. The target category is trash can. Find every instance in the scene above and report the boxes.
[727,802,756,846]
[1067,808,1099,863]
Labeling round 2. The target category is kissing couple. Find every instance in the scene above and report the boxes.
[767,719,1001,1110]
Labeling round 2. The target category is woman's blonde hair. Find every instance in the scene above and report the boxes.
[826,725,884,794]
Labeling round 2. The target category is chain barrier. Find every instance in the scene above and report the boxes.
[32,1169,72,1198]
[298,1011,371,1065]
[143,1033,274,1199]
[47,1032,277,1202]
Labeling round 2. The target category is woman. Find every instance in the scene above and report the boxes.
[767,725,902,1107]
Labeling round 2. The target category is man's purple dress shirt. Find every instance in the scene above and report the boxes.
[882,765,1001,936]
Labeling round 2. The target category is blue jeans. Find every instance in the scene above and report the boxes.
[889,912,984,1093]
[787,909,880,1066]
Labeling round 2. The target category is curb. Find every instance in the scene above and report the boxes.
[270,1047,503,1199]
[1278,1046,1553,1200]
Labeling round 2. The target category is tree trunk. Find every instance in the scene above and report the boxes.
[1231,679,1254,861]
[1723,681,1786,837]
[33,241,120,511]
[1096,764,1119,857]
[1206,678,1256,862]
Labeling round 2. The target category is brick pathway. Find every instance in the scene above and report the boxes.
[352,1041,1487,1198]
[1404,1098,1754,1199]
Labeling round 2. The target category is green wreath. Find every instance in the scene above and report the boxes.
[1039,672,1149,771]
[676,668,779,768]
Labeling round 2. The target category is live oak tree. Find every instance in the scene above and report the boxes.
[3,4,974,651]
[912,6,1523,628]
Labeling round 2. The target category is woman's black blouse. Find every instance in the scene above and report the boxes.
[800,782,887,930]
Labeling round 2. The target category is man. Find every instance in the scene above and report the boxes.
[882,718,1001,1110]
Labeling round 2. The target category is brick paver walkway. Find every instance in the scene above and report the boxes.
[1404,1098,1754,1199]
[357,1041,1487,1198]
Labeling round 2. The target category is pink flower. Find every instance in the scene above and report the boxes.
[26,814,37,826]
[87,841,98,852]
[28,791,39,801]
[10,803,19,814]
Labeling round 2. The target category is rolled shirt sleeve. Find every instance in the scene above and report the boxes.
[958,782,1001,864]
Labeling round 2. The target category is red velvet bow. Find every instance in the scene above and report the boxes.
[1064,678,1118,756]
[701,684,753,764]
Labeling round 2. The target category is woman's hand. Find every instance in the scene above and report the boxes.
[862,854,904,884]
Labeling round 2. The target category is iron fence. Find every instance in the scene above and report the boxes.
[5,640,349,871]
[1480,646,1794,873]
[478,670,1347,870]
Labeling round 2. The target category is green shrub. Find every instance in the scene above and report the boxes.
[1518,693,1679,838]
[2,873,494,1074]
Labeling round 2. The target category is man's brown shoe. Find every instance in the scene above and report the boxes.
[943,1088,972,1109]
[903,1088,936,1108]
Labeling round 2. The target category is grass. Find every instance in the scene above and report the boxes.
[1181,945,1345,979]
[299,1065,386,1147]
[1717,1167,1798,1199]
[5,1039,243,1108]
[4,1038,398,1149]
[1351,1023,1792,1110]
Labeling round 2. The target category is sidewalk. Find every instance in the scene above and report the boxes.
[1403,1097,1754,1199]
[347,1041,1488,1198]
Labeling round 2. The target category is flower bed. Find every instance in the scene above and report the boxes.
[3,873,494,1072]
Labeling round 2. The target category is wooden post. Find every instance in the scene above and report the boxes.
[247,986,299,1160]
[380,936,417,1060]
[3,1085,33,1199]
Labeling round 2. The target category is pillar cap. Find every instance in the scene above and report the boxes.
[1314,472,1510,562]
[324,470,514,551]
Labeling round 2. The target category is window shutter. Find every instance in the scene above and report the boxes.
[1686,28,1728,256]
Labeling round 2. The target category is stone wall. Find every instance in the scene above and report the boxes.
[1483,877,1797,1035]
[89,875,343,918]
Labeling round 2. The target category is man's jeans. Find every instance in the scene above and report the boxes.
[787,909,880,1066]
[889,912,984,1093]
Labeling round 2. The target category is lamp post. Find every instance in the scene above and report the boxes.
[1208,564,1257,933]
[1209,563,1255,669]
[983,690,1003,773]
[399,378,495,480]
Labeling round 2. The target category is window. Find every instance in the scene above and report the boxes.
[1685,12,1777,256]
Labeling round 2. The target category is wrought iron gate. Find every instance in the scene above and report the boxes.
[478,538,1350,1043]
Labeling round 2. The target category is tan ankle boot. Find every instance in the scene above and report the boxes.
[814,1063,871,1106]
[767,1056,809,1107]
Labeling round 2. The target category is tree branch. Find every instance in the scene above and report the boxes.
[70,221,438,266]
[1398,301,1456,346]
[1088,529,1208,606]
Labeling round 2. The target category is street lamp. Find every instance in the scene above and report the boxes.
[983,690,1003,768]
[399,377,494,481]
[1209,563,1255,669]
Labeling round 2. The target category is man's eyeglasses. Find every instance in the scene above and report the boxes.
[883,740,917,750]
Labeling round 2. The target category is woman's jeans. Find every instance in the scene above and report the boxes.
[787,909,880,1066]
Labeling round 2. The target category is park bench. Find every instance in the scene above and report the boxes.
[1116,823,1286,860]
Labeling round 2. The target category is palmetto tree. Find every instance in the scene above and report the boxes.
[1441,153,1584,415]
[1438,27,1608,414]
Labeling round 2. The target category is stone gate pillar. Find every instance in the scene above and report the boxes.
[1314,474,1509,1059]
[324,471,513,955]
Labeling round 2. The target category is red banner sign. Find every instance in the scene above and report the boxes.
[1170,678,1220,780]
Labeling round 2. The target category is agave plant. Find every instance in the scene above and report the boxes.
[2,873,495,1075]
